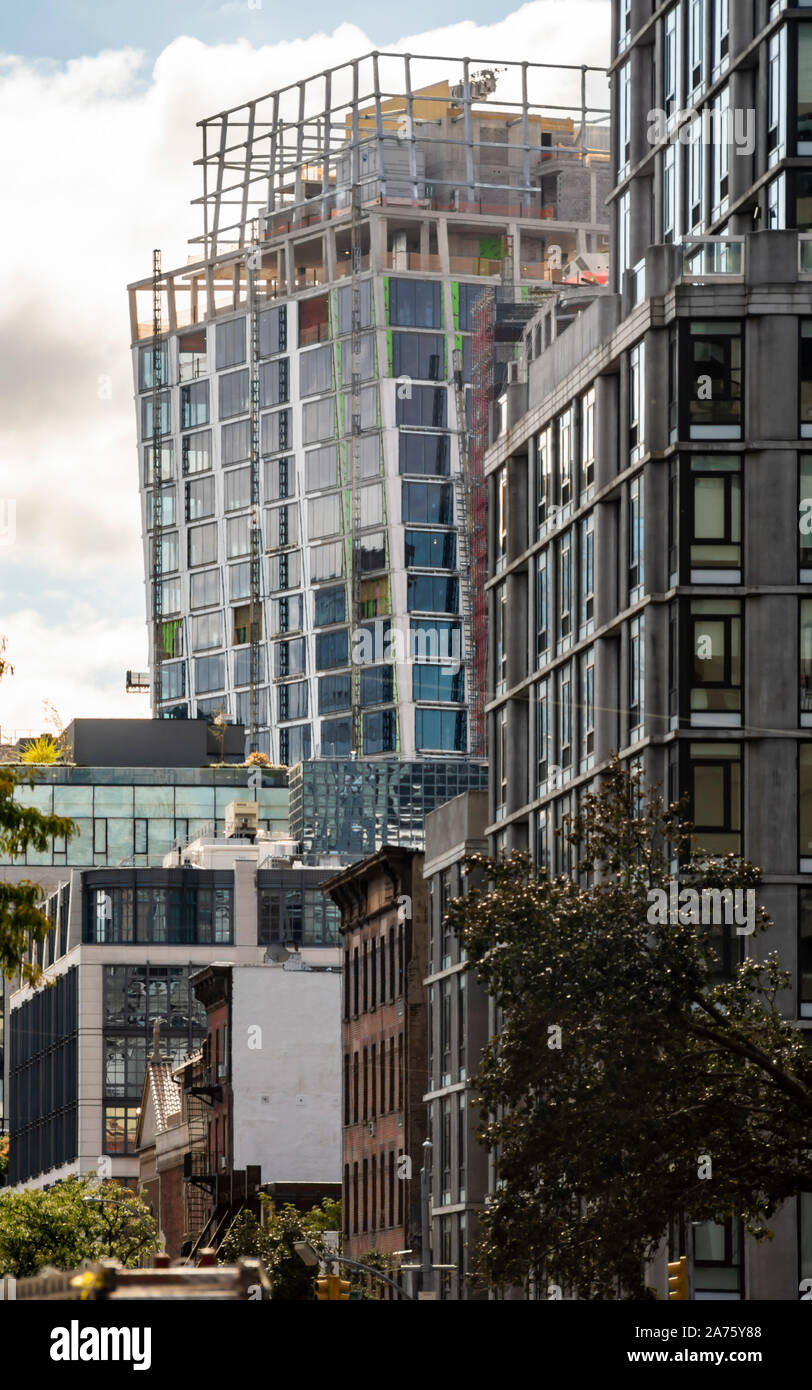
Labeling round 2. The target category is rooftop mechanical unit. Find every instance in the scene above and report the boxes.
[225,800,259,839]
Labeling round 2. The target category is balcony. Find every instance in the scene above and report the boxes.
[682,237,745,281]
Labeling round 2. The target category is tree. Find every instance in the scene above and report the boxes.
[450,757,812,1300]
[0,1176,158,1278]
[217,1197,340,1299]
[0,1135,8,1184]
[0,638,76,984]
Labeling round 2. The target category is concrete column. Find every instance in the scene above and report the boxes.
[234,859,258,946]
[594,373,618,491]
[594,497,619,631]
[595,633,620,763]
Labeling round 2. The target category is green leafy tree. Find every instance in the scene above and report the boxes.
[450,757,812,1300]
[0,637,76,984]
[218,1197,340,1300]
[0,1176,157,1278]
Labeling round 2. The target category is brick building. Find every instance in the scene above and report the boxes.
[324,848,428,1270]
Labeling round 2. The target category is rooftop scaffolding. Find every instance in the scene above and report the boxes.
[193,51,610,260]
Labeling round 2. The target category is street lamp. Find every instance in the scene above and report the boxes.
[293,1240,414,1301]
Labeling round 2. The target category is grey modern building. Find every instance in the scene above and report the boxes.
[482,0,812,1300]
[423,789,489,1300]
[127,52,609,764]
[7,838,343,1190]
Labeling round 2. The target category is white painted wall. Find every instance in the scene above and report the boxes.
[231,965,341,1182]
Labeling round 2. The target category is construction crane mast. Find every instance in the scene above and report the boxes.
[151,250,164,717]
[349,182,363,757]
[247,231,264,755]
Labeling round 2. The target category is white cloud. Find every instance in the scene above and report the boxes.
[0,1,610,730]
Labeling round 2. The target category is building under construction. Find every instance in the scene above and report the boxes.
[127,51,610,763]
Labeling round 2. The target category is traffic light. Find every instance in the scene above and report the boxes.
[313,1274,351,1300]
[667,1256,688,1301]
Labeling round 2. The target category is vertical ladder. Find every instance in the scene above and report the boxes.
[151,250,164,718]
[451,348,475,733]
[247,228,263,755]
[350,182,363,757]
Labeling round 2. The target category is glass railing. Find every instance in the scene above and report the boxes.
[682,238,745,279]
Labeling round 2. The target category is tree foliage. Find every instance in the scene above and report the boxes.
[450,758,812,1299]
[0,1176,158,1278]
[217,1197,341,1300]
[0,638,76,984]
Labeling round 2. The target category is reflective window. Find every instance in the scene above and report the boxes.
[388,279,441,328]
[182,429,212,474]
[215,317,245,369]
[405,529,456,569]
[318,674,352,714]
[195,655,225,692]
[225,465,251,512]
[396,385,447,428]
[260,358,289,407]
[399,433,450,475]
[186,475,214,520]
[219,368,249,420]
[181,381,209,429]
[222,419,250,466]
[415,709,467,751]
[392,333,443,381]
[188,523,217,568]
[402,481,453,525]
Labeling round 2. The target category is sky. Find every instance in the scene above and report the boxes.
[0,0,611,736]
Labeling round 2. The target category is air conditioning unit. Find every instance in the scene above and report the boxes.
[225,800,259,839]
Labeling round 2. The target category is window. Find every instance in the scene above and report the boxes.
[226,514,250,558]
[710,85,730,219]
[259,304,287,357]
[799,24,812,155]
[157,531,178,573]
[316,629,349,670]
[160,577,181,614]
[224,465,251,512]
[146,488,176,529]
[410,620,462,666]
[336,279,372,335]
[407,575,459,613]
[222,419,250,466]
[688,321,742,439]
[259,358,289,407]
[558,406,574,507]
[361,666,394,706]
[182,429,211,475]
[535,553,549,667]
[580,388,595,491]
[664,2,681,117]
[399,433,450,475]
[402,481,452,525]
[321,717,352,756]
[801,327,812,437]
[230,562,250,601]
[139,342,168,392]
[190,611,223,652]
[305,445,339,492]
[262,408,291,454]
[412,665,464,702]
[617,61,631,178]
[215,318,245,369]
[415,709,466,751]
[279,725,312,766]
[161,662,185,700]
[309,494,342,539]
[768,28,787,166]
[311,542,344,582]
[364,709,397,754]
[712,0,729,75]
[219,368,249,420]
[663,141,678,243]
[495,586,507,694]
[629,475,645,597]
[801,457,812,576]
[629,615,645,737]
[188,523,217,568]
[186,476,214,521]
[799,888,812,1016]
[689,457,742,579]
[141,391,170,439]
[689,742,741,854]
[340,333,375,386]
[767,173,786,230]
[580,515,594,635]
[534,426,553,534]
[801,601,812,724]
[580,650,595,763]
[388,278,441,328]
[315,586,346,627]
[299,344,333,396]
[396,385,447,428]
[318,674,352,714]
[181,381,209,429]
[278,680,308,721]
[302,397,336,445]
[688,0,705,95]
[392,332,443,381]
[144,441,174,485]
[457,282,485,332]
[195,654,225,693]
[536,679,550,787]
[691,598,741,722]
[629,343,645,460]
[559,532,573,646]
[274,638,306,677]
[687,114,704,230]
[405,529,456,569]
[233,646,264,685]
[617,190,631,282]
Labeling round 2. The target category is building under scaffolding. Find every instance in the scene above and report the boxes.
[128,51,610,764]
